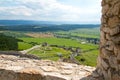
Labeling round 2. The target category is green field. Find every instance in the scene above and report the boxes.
[18,37,98,51]
[55,27,100,39]
[18,37,99,66]
[0,25,100,67]
[28,46,71,61]
[18,42,33,50]
[75,50,98,66]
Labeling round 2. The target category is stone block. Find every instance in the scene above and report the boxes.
[102,4,109,15]
[107,69,112,80]
[112,0,120,5]
[60,70,73,75]
[101,48,112,59]
[101,0,106,6]
[117,51,120,61]
[111,2,120,16]
[102,70,110,80]
[105,0,112,3]
[112,74,120,80]
[108,16,120,28]
[114,45,120,56]
[40,66,59,72]
[105,41,114,51]
[111,35,120,44]
[110,25,120,36]
[45,74,68,80]
[97,56,109,70]
[102,27,110,34]
[109,56,118,70]
[101,59,109,70]
[100,31,107,46]
[106,33,111,40]
[101,17,107,24]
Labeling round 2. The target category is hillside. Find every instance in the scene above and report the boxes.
[0,23,100,67]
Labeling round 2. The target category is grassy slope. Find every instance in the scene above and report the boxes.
[28,47,71,61]
[1,27,100,66]
[19,37,98,51]
[75,50,98,66]
[18,37,99,66]
[18,42,33,50]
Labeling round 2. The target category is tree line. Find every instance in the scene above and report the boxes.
[0,33,18,50]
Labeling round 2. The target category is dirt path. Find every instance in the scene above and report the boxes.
[20,45,41,54]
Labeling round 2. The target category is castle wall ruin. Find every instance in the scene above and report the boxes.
[96,0,120,80]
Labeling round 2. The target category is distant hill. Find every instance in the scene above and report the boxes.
[0,20,60,26]
[0,20,100,26]
[0,20,100,32]
[0,20,84,26]
[0,24,100,32]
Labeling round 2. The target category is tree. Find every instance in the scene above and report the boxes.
[0,33,18,50]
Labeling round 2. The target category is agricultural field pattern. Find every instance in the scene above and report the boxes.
[0,21,100,66]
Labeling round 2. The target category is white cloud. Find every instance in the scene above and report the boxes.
[0,0,101,23]
[0,6,33,16]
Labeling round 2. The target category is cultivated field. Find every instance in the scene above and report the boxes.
[0,24,100,66]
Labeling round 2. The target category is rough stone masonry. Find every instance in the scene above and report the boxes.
[95,0,120,80]
[0,54,96,80]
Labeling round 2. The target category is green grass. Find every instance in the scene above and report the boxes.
[18,37,99,66]
[1,27,100,67]
[18,37,98,51]
[71,33,99,38]
[28,46,71,61]
[28,45,99,66]
[55,27,100,39]
[17,30,99,67]
[18,42,32,50]
[75,50,99,66]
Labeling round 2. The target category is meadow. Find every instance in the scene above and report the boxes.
[18,37,99,66]
[55,27,100,39]
[18,37,98,51]
[0,24,100,66]
[28,46,71,61]
[75,50,98,66]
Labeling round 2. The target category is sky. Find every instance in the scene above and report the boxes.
[0,0,102,24]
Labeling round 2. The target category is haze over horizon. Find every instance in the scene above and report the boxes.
[0,0,101,24]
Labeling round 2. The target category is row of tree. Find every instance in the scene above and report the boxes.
[55,34,100,44]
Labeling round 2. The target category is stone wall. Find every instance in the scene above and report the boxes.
[0,54,96,80]
[0,51,40,59]
[96,0,120,80]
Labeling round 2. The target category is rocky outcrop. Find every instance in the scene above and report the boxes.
[96,0,120,80]
[0,54,98,80]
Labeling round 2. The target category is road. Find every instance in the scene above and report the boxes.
[20,45,41,54]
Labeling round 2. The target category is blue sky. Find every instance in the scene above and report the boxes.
[0,0,102,24]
